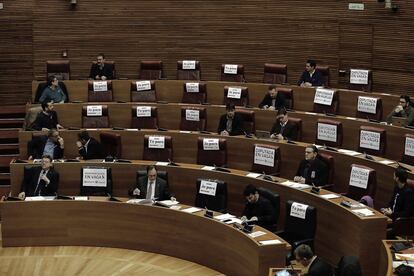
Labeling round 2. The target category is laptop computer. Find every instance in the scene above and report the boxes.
[392,116,406,127]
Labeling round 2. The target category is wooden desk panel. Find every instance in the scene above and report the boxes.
[8,161,388,276]
[0,200,286,276]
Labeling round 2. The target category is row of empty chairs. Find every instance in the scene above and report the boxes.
[46,60,373,91]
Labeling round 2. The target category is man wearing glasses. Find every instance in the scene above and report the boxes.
[386,95,414,126]
[294,145,328,187]
[27,129,64,160]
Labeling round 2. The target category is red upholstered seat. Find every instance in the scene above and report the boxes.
[88,80,113,102]
[346,164,376,201]
[139,60,164,80]
[315,119,343,147]
[179,107,207,131]
[250,143,281,176]
[176,60,201,80]
[131,106,158,129]
[197,137,227,167]
[316,65,330,87]
[223,86,249,107]
[220,64,245,82]
[263,63,287,84]
[181,82,207,104]
[99,132,122,158]
[130,80,157,102]
[46,60,71,80]
[143,135,173,162]
[82,105,109,128]
[358,125,386,156]
[235,109,255,135]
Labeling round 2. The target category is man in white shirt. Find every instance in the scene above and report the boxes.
[130,165,173,201]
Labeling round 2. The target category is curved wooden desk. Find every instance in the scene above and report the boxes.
[0,199,287,276]
[18,129,411,209]
[9,161,388,276]
[380,240,395,276]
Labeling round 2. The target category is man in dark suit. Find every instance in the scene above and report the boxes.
[27,129,64,160]
[258,84,286,110]
[217,103,244,136]
[130,165,173,201]
[294,145,329,187]
[270,108,298,141]
[297,59,324,87]
[76,131,104,160]
[19,155,59,198]
[294,244,333,276]
[32,101,64,131]
[89,53,114,80]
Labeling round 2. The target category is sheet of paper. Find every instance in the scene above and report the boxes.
[248,231,267,238]
[214,213,235,220]
[393,261,414,268]
[201,166,215,171]
[170,205,181,210]
[155,162,169,166]
[259,239,282,245]
[25,196,55,201]
[246,172,261,178]
[345,117,357,120]
[74,196,89,201]
[181,207,202,213]
[179,130,191,133]
[223,218,243,224]
[126,198,150,204]
[351,208,375,217]
[395,253,414,261]
[378,160,395,165]
[126,128,139,131]
[338,149,361,156]
[320,194,340,199]
[157,200,179,206]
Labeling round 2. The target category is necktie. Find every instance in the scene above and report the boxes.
[146,181,154,199]
[392,192,399,212]
[280,123,285,135]
[34,170,46,196]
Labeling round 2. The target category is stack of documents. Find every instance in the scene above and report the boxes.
[338,149,361,156]
[281,181,311,190]
[351,208,375,217]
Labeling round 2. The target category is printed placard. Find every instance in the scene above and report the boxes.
[290,202,308,219]
[203,138,219,150]
[349,166,370,189]
[136,80,151,91]
[186,82,200,93]
[227,87,242,99]
[359,130,380,150]
[148,136,165,149]
[93,81,108,92]
[182,60,196,70]
[224,64,238,74]
[317,123,337,143]
[357,96,377,114]
[313,88,334,106]
[404,136,414,157]
[350,69,369,85]
[253,146,275,167]
[82,168,107,187]
[199,180,218,196]
[86,105,103,116]
[136,106,151,117]
[185,109,200,121]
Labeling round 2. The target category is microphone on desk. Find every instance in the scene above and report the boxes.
[261,171,273,181]
[310,182,320,194]
[167,159,179,166]
[364,152,375,161]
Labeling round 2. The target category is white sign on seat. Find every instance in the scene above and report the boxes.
[404,136,414,157]
[185,109,200,121]
[290,202,308,219]
[349,166,370,189]
[317,123,337,143]
[227,87,242,99]
[136,106,151,117]
[148,136,165,149]
[314,88,334,106]
[182,60,196,70]
[199,180,218,196]
[86,105,103,116]
[136,80,152,91]
[224,64,238,74]
[203,138,219,150]
[350,69,369,85]
[93,81,108,92]
[186,82,200,93]
[359,130,380,150]
[357,96,377,114]
[82,168,107,187]
[253,146,275,167]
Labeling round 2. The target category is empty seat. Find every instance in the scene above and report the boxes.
[318,153,335,189]
[82,105,109,128]
[257,187,280,231]
[288,117,303,141]
[349,69,373,92]
[251,144,281,176]
[276,87,294,109]
[181,82,207,104]
[223,86,249,107]
[313,89,339,114]
[402,134,414,166]
[197,137,227,167]
[235,109,255,135]
[99,132,122,158]
[195,178,227,212]
[316,65,330,87]
[88,80,113,102]
[358,126,386,156]
[315,119,343,147]
[130,80,157,102]
[80,166,113,196]
[131,106,158,129]
[220,64,245,82]
[143,135,173,162]
[179,107,207,131]
[46,60,71,80]
[139,60,164,80]
[263,63,287,84]
[346,164,376,201]
[355,96,383,121]
[176,60,201,80]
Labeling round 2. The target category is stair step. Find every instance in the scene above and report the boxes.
[0,119,24,128]
[0,173,10,180]
[0,184,11,196]
[0,144,19,155]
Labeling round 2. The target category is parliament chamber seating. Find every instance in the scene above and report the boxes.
[288,117,303,141]
[251,144,281,176]
[391,179,414,238]
[81,105,110,128]
[345,164,377,202]
[355,97,383,121]
[315,119,343,147]
[130,80,157,102]
[99,132,122,159]
[235,109,255,135]
[179,107,207,131]
[277,87,294,109]
[181,82,207,104]
[138,60,164,80]
[263,63,288,84]
[46,60,71,80]
[90,61,116,79]
[318,152,335,189]
[257,187,280,232]
[401,134,414,166]
[335,256,363,276]
[223,86,249,107]
[131,106,159,129]
[88,80,113,102]
[34,81,69,103]
[176,60,201,80]
[80,166,113,196]
[142,135,173,162]
[313,89,339,114]
[220,64,245,82]
[358,126,386,156]
[197,137,227,167]
[316,65,330,87]
[195,178,227,212]
[349,69,373,92]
